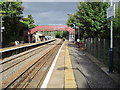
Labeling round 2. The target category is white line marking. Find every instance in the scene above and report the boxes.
[41,41,65,88]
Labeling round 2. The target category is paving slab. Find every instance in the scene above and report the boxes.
[68,42,119,88]
[46,41,77,88]
[47,43,65,88]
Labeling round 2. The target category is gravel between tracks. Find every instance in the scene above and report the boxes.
[1,39,62,89]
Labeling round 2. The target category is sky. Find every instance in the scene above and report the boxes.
[22,2,78,25]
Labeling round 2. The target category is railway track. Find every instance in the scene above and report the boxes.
[0,40,57,81]
[0,39,63,89]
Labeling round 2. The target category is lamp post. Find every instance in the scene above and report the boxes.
[0,16,5,49]
[73,23,76,42]
[76,15,80,48]
[0,16,3,48]
[67,13,79,43]
[68,23,76,42]
[78,27,80,48]
[28,31,30,43]
[109,0,114,73]
[76,26,80,48]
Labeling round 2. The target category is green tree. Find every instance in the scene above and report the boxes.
[113,2,120,38]
[0,2,23,16]
[78,2,109,38]
[0,2,24,47]
[66,14,76,28]
[67,2,110,39]
[20,14,36,30]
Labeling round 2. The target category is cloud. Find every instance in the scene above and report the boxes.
[22,2,78,25]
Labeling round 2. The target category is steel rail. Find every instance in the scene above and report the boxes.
[0,40,57,73]
[2,39,62,89]
[1,40,56,64]
[1,44,52,73]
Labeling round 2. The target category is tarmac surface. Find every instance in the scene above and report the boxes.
[68,42,119,88]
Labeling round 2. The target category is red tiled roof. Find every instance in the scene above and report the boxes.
[24,25,75,35]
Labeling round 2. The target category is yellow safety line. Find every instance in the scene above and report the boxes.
[64,41,77,88]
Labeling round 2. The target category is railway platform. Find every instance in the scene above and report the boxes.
[41,40,120,89]
[1,39,120,89]
[41,40,77,88]
[0,39,55,59]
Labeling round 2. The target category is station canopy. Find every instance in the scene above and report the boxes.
[24,25,75,36]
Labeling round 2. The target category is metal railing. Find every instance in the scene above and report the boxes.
[85,38,120,73]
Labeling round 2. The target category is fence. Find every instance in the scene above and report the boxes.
[84,38,120,73]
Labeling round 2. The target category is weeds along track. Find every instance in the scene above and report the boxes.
[1,39,63,89]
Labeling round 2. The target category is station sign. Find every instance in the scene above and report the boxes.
[107,4,115,20]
